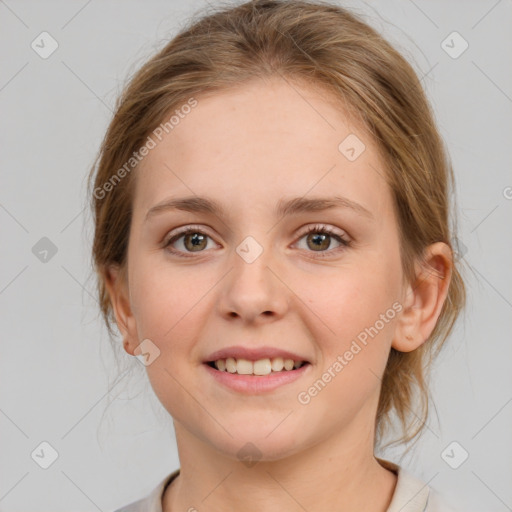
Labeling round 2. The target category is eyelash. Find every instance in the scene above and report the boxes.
[163,223,351,259]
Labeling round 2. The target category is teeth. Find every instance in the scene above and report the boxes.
[226,357,237,373]
[253,359,272,375]
[284,358,294,371]
[236,358,253,375]
[271,357,284,371]
[213,357,306,375]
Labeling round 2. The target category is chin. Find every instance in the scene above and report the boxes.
[206,426,308,464]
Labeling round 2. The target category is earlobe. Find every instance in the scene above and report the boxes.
[104,264,137,356]
[392,242,453,353]
[122,337,134,356]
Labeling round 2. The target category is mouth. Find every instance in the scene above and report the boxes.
[204,357,311,376]
[203,356,312,394]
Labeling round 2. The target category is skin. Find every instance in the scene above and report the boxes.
[105,76,452,512]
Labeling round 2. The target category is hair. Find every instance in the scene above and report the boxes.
[86,0,466,452]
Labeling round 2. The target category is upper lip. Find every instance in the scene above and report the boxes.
[204,345,310,363]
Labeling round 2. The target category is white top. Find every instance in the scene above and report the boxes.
[113,459,458,512]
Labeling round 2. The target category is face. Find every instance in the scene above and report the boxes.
[114,77,409,461]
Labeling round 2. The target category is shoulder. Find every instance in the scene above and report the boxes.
[425,488,459,512]
[112,469,180,512]
[378,458,459,512]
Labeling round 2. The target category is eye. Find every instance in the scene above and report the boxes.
[163,226,217,257]
[163,223,351,258]
[295,224,351,257]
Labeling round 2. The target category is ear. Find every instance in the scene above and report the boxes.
[104,264,138,356]
[392,242,453,352]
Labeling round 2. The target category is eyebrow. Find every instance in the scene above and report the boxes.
[145,195,374,222]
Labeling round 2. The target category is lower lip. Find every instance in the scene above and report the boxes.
[203,362,311,394]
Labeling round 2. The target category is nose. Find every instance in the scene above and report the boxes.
[217,238,289,324]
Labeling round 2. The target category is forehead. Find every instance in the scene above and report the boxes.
[133,76,390,220]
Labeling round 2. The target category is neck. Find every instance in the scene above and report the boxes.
[163,419,397,512]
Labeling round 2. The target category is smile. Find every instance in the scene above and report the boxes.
[203,358,311,394]
[207,356,308,376]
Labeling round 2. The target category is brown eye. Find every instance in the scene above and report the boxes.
[164,228,216,257]
[306,232,332,251]
[182,232,208,252]
[295,224,351,257]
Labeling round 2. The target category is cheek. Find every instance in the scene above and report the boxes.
[129,255,212,339]
[300,250,402,369]
[296,268,400,427]
[311,261,400,329]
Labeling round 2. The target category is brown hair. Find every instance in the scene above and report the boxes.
[87,0,466,451]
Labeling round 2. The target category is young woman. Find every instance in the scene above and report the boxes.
[87,1,465,510]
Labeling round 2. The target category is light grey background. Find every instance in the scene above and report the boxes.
[1,0,511,511]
